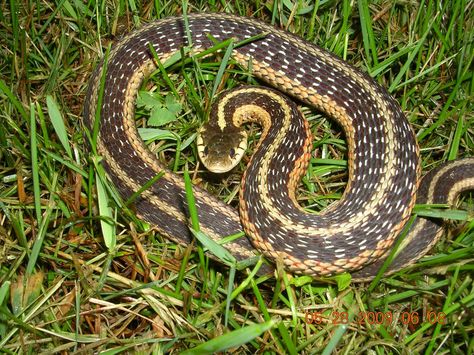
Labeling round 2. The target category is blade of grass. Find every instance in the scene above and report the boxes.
[184,169,237,326]
[357,0,378,69]
[91,45,111,151]
[448,112,464,160]
[0,79,28,122]
[30,104,42,229]
[389,14,438,92]
[210,39,235,99]
[367,216,416,292]
[180,319,275,355]
[124,172,165,206]
[46,95,72,158]
[95,170,116,251]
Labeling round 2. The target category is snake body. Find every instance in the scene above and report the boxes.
[84,13,474,281]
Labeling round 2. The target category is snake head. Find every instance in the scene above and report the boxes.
[197,125,247,173]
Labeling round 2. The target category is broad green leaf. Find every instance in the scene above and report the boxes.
[149,106,178,126]
[165,94,182,114]
[137,91,162,108]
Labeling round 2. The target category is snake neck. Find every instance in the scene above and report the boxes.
[198,86,303,174]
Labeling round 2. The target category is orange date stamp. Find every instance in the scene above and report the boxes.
[304,310,446,326]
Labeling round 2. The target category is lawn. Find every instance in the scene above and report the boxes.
[0,0,473,353]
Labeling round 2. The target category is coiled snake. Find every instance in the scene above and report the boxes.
[83,13,474,281]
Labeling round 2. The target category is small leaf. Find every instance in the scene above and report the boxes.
[334,273,352,291]
[165,94,182,114]
[149,106,178,126]
[291,275,313,287]
[168,102,182,114]
[137,91,161,108]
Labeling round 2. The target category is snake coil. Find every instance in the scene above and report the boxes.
[84,14,474,281]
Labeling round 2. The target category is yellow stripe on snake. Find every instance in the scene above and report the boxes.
[83,13,474,281]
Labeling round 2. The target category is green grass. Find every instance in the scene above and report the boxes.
[1,0,473,353]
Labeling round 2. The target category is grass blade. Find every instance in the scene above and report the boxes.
[46,95,72,158]
[181,320,275,354]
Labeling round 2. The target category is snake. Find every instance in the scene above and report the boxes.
[83,13,474,281]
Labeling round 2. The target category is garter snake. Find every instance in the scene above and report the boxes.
[83,13,474,281]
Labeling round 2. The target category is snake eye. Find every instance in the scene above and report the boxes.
[203,146,209,156]
[229,148,236,158]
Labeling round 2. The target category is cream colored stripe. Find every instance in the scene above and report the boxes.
[448,177,474,205]
[428,160,474,204]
